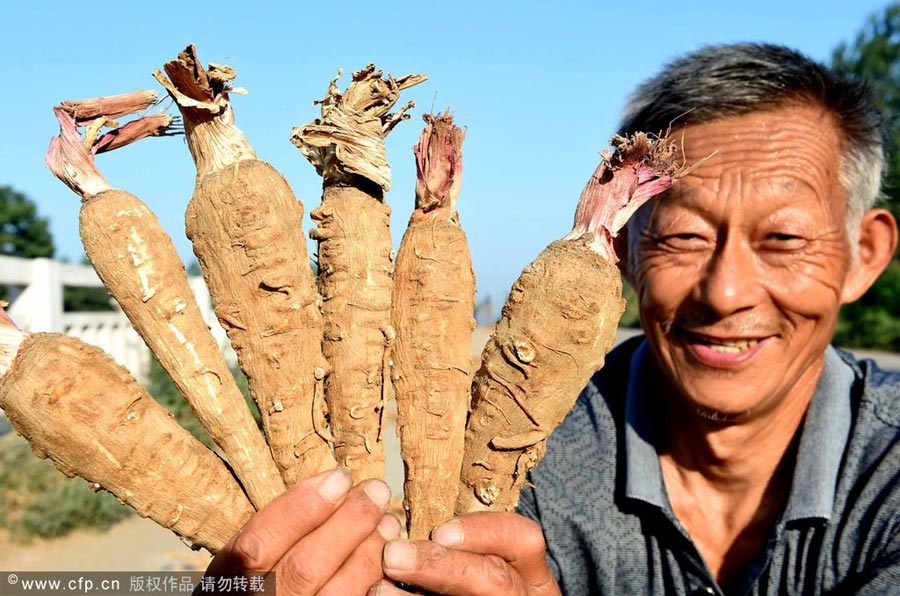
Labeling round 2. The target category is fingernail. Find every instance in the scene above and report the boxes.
[364,479,391,511]
[377,514,402,541]
[318,468,352,503]
[383,540,417,571]
[431,519,464,547]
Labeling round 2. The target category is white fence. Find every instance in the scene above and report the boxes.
[0,255,228,386]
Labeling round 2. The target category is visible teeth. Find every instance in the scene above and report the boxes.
[709,344,741,353]
[706,339,759,352]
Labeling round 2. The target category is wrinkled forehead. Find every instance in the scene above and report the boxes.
[624,106,848,254]
[667,107,842,209]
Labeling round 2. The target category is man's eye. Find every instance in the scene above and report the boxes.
[763,233,807,250]
[658,233,707,250]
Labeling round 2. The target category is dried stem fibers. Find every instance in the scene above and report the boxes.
[292,64,426,481]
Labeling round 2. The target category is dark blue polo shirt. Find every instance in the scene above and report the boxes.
[518,338,900,595]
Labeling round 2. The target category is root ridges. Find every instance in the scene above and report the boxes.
[313,184,393,481]
[80,189,286,509]
[393,219,475,538]
[0,334,254,553]
[456,241,623,513]
[187,161,335,486]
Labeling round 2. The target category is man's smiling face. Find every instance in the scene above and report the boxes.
[629,103,855,420]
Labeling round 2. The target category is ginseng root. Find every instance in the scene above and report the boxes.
[0,310,254,553]
[46,92,285,509]
[456,133,683,513]
[292,64,426,482]
[392,112,475,538]
[155,46,335,485]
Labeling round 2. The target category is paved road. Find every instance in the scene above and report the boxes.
[843,347,900,372]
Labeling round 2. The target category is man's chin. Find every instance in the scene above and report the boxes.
[650,342,789,422]
[665,368,763,423]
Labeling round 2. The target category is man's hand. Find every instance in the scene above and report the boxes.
[205,468,400,595]
[374,512,561,596]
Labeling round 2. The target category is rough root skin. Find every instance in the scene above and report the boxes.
[0,334,255,553]
[296,63,424,482]
[80,190,286,509]
[291,64,427,191]
[456,240,623,513]
[456,134,678,513]
[311,184,393,482]
[47,86,278,507]
[154,45,256,179]
[394,113,474,538]
[187,160,335,485]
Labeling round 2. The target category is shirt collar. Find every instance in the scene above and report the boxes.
[623,341,854,521]
[782,346,853,522]
[623,341,669,509]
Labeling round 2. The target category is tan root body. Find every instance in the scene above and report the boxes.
[292,65,426,482]
[157,46,335,485]
[0,325,254,553]
[456,133,680,513]
[393,113,474,538]
[47,95,285,509]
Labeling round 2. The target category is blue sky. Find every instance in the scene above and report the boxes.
[1,0,892,308]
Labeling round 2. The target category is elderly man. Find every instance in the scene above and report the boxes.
[204,43,900,595]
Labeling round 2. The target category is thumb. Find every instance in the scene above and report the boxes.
[430,512,557,591]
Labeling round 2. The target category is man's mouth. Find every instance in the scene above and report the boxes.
[692,336,760,353]
[676,329,772,367]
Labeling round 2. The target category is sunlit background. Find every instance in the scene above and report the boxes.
[2,0,899,573]
[2,0,893,305]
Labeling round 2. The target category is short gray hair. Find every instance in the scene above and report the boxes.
[620,43,884,257]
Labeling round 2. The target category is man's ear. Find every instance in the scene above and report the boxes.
[841,208,898,303]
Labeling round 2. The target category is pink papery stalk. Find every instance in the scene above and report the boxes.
[46,90,177,198]
[564,133,682,262]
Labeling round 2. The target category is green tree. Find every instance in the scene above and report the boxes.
[0,186,55,303]
[0,186,54,258]
[186,259,202,277]
[832,3,900,225]
[832,5,900,351]
[834,260,900,351]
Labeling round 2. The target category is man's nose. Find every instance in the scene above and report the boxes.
[695,237,764,317]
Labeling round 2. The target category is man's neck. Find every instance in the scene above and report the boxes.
[658,352,823,489]
[654,355,825,587]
